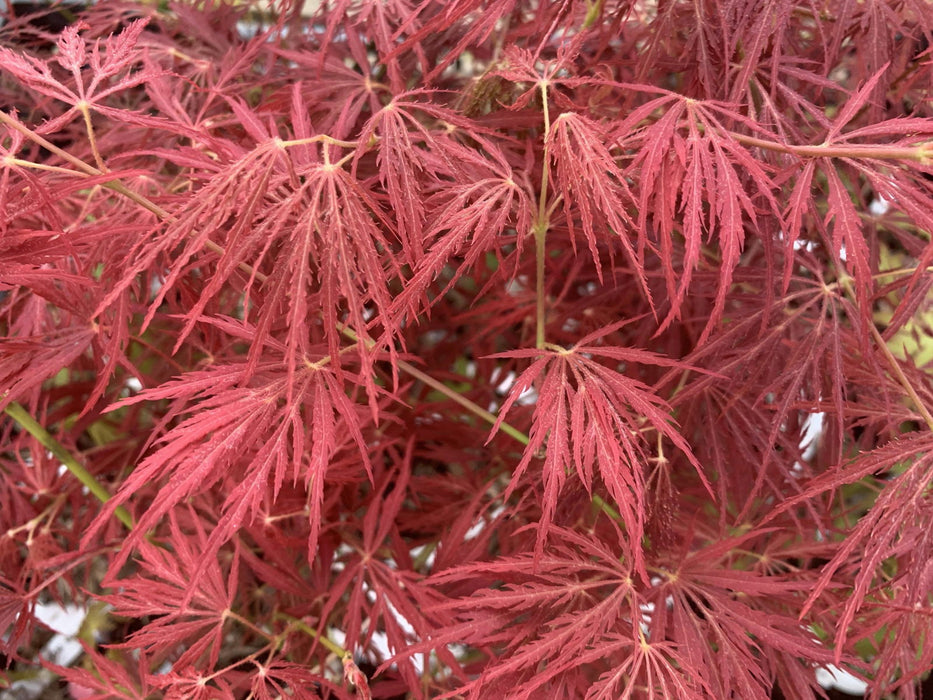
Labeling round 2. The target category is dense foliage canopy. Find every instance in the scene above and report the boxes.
[2,1,933,698]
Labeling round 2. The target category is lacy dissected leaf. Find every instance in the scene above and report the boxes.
[0,325,95,412]
[321,0,425,91]
[150,667,236,700]
[93,132,283,332]
[87,355,371,570]
[47,645,152,700]
[392,148,534,319]
[276,52,385,139]
[97,109,404,385]
[615,94,778,337]
[258,142,403,378]
[667,261,885,518]
[548,111,645,291]
[354,95,479,265]
[316,458,460,690]
[392,526,708,699]
[767,432,933,659]
[249,661,326,700]
[100,511,240,670]
[0,19,171,133]
[647,533,842,698]
[0,580,34,664]
[490,326,705,570]
[388,0,520,83]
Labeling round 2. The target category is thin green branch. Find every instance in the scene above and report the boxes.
[338,326,530,446]
[835,275,933,432]
[868,321,933,432]
[274,612,348,658]
[534,80,553,350]
[4,401,134,529]
[397,358,530,446]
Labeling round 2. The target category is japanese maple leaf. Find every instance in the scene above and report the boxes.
[321,0,425,92]
[47,645,152,700]
[353,94,476,266]
[151,668,236,700]
[100,511,240,671]
[0,19,173,134]
[97,94,407,392]
[250,661,328,700]
[391,142,534,320]
[389,526,709,699]
[647,531,843,699]
[614,93,778,338]
[316,458,460,690]
[767,432,933,666]
[547,111,647,293]
[86,351,372,574]
[489,322,707,571]
[0,325,95,412]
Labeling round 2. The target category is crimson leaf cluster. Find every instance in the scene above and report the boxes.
[2,1,933,698]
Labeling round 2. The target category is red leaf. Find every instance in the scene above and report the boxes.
[489,338,704,573]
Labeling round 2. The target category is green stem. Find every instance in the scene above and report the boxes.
[275,612,348,657]
[534,220,548,350]
[397,358,530,446]
[534,80,553,350]
[338,327,529,446]
[4,401,134,529]
[836,275,933,432]
[869,319,933,432]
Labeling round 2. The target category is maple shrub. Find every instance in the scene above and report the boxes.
[2,0,933,698]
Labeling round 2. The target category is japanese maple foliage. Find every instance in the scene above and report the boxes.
[2,0,933,698]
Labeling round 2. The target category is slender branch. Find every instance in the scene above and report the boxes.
[730,130,932,162]
[868,321,933,432]
[2,156,89,176]
[277,134,361,149]
[274,612,348,658]
[3,401,134,529]
[397,358,530,446]
[836,275,933,432]
[534,80,553,350]
[338,326,530,446]
[78,101,106,172]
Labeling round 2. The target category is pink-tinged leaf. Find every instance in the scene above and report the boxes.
[0,580,35,662]
[618,98,778,334]
[2,18,161,130]
[56,21,91,74]
[89,19,150,81]
[764,433,933,660]
[100,511,240,670]
[0,325,95,412]
[250,662,327,700]
[47,644,152,700]
[390,0,520,83]
[386,527,644,696]
[824,163,871,294]
[393,170,534,320]
[489,342,702,573]
[354,95,471,265]
[548,111,646,294]
[0,48,78,104]
[648,537,841,698]
[826,64,891,141]
[782,159,816,289]
[87,358,371,573]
